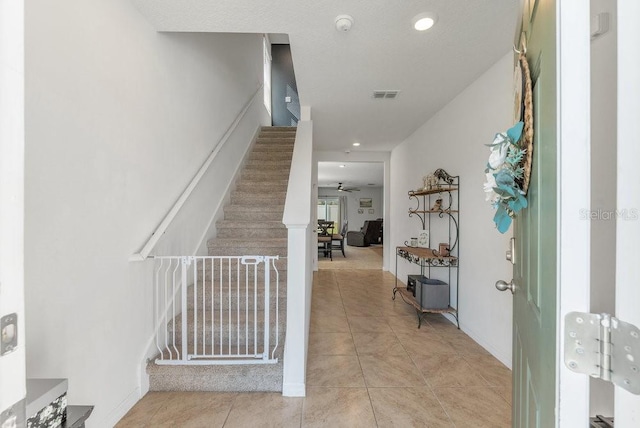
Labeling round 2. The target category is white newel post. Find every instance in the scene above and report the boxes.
[282,117,313,396]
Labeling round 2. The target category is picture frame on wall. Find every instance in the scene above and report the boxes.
[359,198,372,208]
[368,209,374,214]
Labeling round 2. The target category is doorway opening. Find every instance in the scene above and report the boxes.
[316,161,384,270]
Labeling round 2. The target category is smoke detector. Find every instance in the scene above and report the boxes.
[335,15,354,32]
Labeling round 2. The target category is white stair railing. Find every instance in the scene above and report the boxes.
[152,255,279,365]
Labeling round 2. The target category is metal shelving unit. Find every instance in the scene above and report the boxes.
[393,169,460,328]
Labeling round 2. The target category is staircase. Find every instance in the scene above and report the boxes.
[146,126,295,392]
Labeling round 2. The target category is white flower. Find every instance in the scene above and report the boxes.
[483,173,499,203]
[488,133,509,169]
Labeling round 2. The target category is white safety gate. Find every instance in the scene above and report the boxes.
[152,256,279,365]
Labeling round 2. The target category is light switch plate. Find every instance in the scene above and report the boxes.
[1,313,18,356]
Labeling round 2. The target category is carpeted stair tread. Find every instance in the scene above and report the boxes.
[252,145,294,152]
[248,152,293,161]
[235,182,288,192]
[243,159,292,166]
[217,220,286,229]
[230,194,287,206]
[207,237,287,247]
[147,361,283,392]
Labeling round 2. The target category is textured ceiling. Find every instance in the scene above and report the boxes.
[317,162,384,188]
[132,0,518,152]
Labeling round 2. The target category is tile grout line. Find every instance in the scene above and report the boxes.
[220,392,239,427]
[338,270,381,426]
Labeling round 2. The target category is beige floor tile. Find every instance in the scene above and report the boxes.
[311,299,346,316]
[433,386,511,428]
[312,288,342,300]
[315,270,336,282]
[224,392,303,428]
[378,300,419,317]
[368,387,454,428]
[493,386,513,405]
[395,333,457,356]
[440,333,490,355]
[424,314,462,332]
[464,354,512,389]
[342,302,384,317]
[302,387,377,428]
[310,313,350,332]
[348,316,392,332]
[115,392,171,427]
[413,354,489,388]
[359,354,426,387]
[385,315,438,333]
[351,332,407,356]
[308,332,356,355]
[306,355,365,387]
[146,392,236,428]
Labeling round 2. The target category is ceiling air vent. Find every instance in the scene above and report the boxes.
[373,90,400,99]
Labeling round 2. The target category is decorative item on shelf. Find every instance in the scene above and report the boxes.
[484,122,528,233]
[439,243,450,257]
[422,174,437,191]
[434,168,455,185]
[410,237,418,247]
[431,198,442,211]
[417,229,429,248]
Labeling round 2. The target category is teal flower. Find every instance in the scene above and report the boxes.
[484,121,527,234]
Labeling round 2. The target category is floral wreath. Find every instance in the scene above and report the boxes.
[484,122,527,233]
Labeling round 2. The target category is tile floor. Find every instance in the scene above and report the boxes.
[117,269,512,427]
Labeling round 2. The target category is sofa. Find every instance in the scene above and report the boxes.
[346,219,383,247]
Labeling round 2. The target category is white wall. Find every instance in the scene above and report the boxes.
[0,0,26,420]
[589,0,617,416]
[24,1,267,425]
[390,53,514,365]
[317,186,383,233]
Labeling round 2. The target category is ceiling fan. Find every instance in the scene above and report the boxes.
[337,182,360,192]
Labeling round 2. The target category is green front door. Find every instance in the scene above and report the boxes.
[511,0,558,426]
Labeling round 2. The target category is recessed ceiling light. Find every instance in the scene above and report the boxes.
[413,13,437,31]
[352,142,360,147]
[339,164,345,168]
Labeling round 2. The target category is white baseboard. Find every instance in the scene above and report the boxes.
[282,383,306,397]
[459,321,513,369]
[102,387,141,428]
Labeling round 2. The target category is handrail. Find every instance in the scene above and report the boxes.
[130,85,264,261]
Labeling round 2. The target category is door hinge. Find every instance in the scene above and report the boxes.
[565,312,640,395]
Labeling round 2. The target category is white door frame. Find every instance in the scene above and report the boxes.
[556,1,591,426]
[0,0,26,421]
[615,1,640,425]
